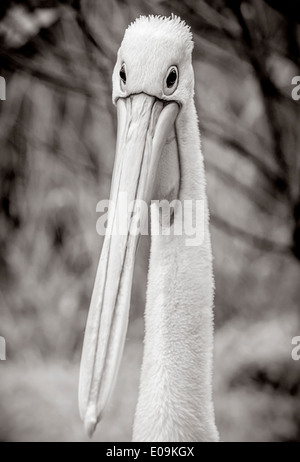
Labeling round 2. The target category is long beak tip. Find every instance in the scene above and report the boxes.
[84,417,97,438]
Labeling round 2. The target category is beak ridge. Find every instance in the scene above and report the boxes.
[79,94,179,436]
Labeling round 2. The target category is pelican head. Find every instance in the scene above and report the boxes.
[79,15,196,437]
[112,15,194,106]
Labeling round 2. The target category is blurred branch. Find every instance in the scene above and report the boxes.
[228,1,292,202]
[200,122,286,190]
[0,47,96,97]
[73,0,111,60]
[211,213,290,254]
[206,159,285,218]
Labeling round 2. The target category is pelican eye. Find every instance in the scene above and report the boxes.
[167,68,177,88]
[164,66,179,95]
[120,64,126,85]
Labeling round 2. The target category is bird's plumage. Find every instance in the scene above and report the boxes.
[79,14,219,442]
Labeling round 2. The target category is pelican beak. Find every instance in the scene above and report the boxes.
[79,94,179,437]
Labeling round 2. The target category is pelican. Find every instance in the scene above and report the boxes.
[79,14,219,442]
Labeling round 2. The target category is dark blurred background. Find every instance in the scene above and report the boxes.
[0,0,299,442]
